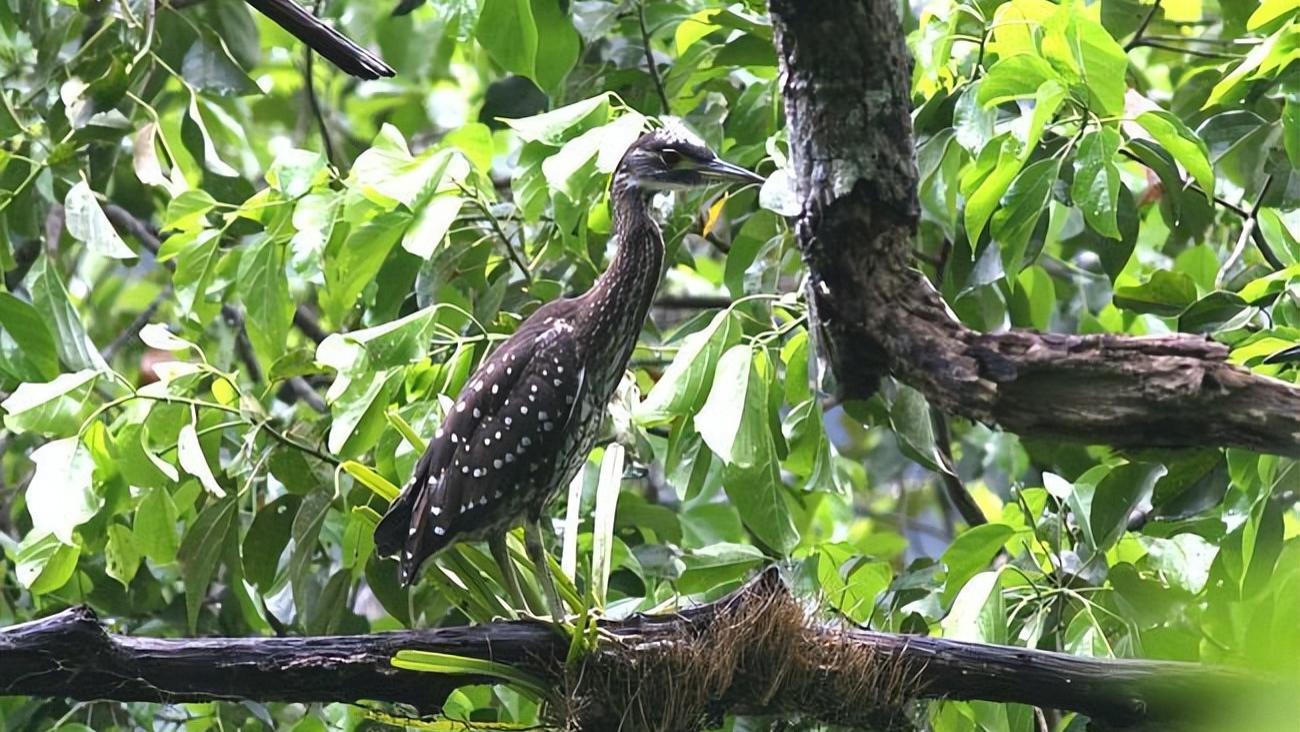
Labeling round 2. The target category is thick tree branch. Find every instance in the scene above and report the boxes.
[770,0,1300,457]
[0,569,1255,729]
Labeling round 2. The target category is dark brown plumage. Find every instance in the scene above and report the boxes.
[374,124,763,602]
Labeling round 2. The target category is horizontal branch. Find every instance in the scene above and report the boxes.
[0,569,1254,729]
[770,0,1300,456]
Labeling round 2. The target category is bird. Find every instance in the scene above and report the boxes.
[373,123,764,619]
[244,0,394,79]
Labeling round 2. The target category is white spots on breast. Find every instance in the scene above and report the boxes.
[505,453,516,463]
[521,405,529,414]
[557,365,564,373]
[473,380,483,391]
[457,401,466,412]
[435,427,445,439]
[530,384,538,393]
[408,525,418,536]
[495,430,502,439]
[486,363,496,374]
[483,437,492,446]
[479,496,488,505]
[451,433,459,444]
[431,506,441,516]
[493,459,504,469]
[434,526,446,536]
[504,417,513,426]
[425,475,437,487]
[544,422,555,432]
[522,436,532,447]
[554,378,562,387]
[473,468,486,478]
[539,410,549,421]
[473,408,481,419]
[461,465,470,474]
[491,384,499,394]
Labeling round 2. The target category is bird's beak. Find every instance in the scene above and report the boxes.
[699,158,766,185]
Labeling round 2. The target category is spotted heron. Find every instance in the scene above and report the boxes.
[373,125,763,620]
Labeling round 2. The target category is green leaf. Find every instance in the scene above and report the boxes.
[342,460,400,503]
[677,543,766,594]
[392,651,548,699]
[1134,111,1215,199]
[237,236,293,373]
[243,494,301,591]
[0,292,59,382]
[163,190,218,233]
[1141,533,1218,594]
[963,135,1026,244]
[941,523,1014,606]
[290,486,334,620]
[171,229,221,322]
[1012,264,1055,330]
[1043,7,1128,116]
[64,181,136,259]
[1,370,98,436]
[1179,291,1249,333]
[531,0,580,91]
[1284,98,1300,170]
[105,523,141,588]
[477,0,538,78]
[1113,270,1199,316]
[1071,127,1123,239]
[977,55,1063,107]
[178,496,238,631]
[640,311,741,422]
[991,157,1061,273]
[25,256,107,373]
[695,345,766,468]
[266,149,326,199]
[1249,0,1299,30]
[14,532,80,595]
[888,385,948,475]
[1088,463,1165,552]
[501,94,610,145]
[26,437,101,544]
[402,192,463,259]
[590,443,624,610]
[818,544,890,624]
[350,127,457,210]
[134,487,180,564]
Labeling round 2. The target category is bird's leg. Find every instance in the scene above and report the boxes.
[524,519,567,624]
[489,534,530,618]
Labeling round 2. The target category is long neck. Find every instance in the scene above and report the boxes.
[579,182,665,354]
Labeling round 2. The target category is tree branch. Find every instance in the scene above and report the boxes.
[770,0,1300,457]
[0,569,1257,728]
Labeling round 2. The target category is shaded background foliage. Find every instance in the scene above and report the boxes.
[0,0,1296,730]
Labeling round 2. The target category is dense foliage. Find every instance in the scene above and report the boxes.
[0,0,1296,729]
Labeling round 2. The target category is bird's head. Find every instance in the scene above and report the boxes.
[614,121,765,193]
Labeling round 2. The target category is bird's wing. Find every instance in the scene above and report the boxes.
[375,312,588,585]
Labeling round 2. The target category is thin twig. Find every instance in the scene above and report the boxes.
[304,0,338,170]
[1219,175,1277,286]
[931,408,988,527]
[1130,40,1241,59]
[294,305,330,343]
[653,294,733,309]
[458,186,532,281]
[638,2,671,114]
[102,286,172,361]
[1124,0,1162,51]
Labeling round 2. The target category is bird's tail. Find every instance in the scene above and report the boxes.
[373,489,414,559]
[243,0,394,79]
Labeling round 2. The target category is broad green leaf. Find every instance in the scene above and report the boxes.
[1,369,98,436]
[1071,127,1123,239]
[1179,291,1249,333]
[14,532,80,595]
[531,0,580,91]
[1012,264,1055,329]
[243,494,301,591]
[590,443,624,609]
[991,157,1061,273]
[476,0,539,82]
[1113,270,1198,316]
[25,256,107,373]
[178,496,238,631]
[818,544,890,624]
[964,135,1026,244]
[0,292,59,382]
[941,523,1014,606]
[1043,6,1128,116]
[501,94,610,145]
[941,569,1006,644]
[237,236,293,372]
[26,437,101,544]
[1134,111,1215,198]
[320,212,404,323]
[1141,533,1218,594]
[290,486,334,621]
[266,148,326,199]
[105,523,141,588]
[695,345,763,467]
[164,190,217,232]
[1090,463,1165,551]
[171,229,221,322]
[402,192,462,259]
[64,181,136,259]
[1249,0,1299,30]
[640,310,740,422]
[677,543,765,594]
[782,398,836,492]
[350,127,455,210]
[1021,80,1067,156]
[888,384,948,475]
[977,55,1063,107]
[135,487,180,564]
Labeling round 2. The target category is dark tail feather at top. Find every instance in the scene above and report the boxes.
[373,489,414,559]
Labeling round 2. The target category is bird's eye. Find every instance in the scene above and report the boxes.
[660,149,684,167]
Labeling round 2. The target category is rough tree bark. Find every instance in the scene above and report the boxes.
[771,0,1300,457]
[0,570,1253,729]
